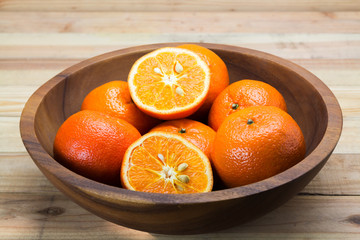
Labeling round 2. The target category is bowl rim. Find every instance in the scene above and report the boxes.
[20,42,343,205]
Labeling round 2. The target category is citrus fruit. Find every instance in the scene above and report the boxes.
[208,79,287,131]
[121,131,213,194]
[81,80,161,134]
[211,106,306,188]
[150,119,215,159]
[127,47,211,120]
[53,110,141,186]
[178,44,229,119]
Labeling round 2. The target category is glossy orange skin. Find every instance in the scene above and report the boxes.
[208,80,287,131]
[81,81,161,134]
[53,110,141,186]
[178,44,229,120]
[150,119,216,159]
[211,106,306,188]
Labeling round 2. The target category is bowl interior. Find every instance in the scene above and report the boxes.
[34,44,328,190]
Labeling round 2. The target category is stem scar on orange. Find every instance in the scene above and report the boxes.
[208,79,287,131]
[121,132,213,194]
[53,110,141,186]
[150,119,215,159]
[211,106,306,188]
[127,47,211,120]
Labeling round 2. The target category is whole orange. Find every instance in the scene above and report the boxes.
[208,79,287,131]
[178,44,229,120]
[150,119,216,159]
[211,106,306,188]
[53,110,141,186]
[81,80,161,134]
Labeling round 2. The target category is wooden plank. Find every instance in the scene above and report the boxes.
[0,59,79,71]
[0,153,56,195]
[0,117,26,153]
[1,0,360,12]
[1,33,360,60]
[335,118,360,154]
[0,193,359,239]
[302,154,360,195]
[333,90,360,118]
[0,86,38,117]
[3,33,360,46]
[293,59,360,88]
[1,11,360,33]
[1,153,359,195]
[0,69,62,87]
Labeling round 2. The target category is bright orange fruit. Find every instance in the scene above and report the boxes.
[211,106,306,188]
[178,44,229,120]
[121,132,213,194]
[81,80,161,134]
[53,110,141,186]
[127,47,211,120]
[150,119,215,159]
[208,79,287,131]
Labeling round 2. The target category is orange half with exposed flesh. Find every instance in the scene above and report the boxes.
[128,47,211,120]
[121,131,213,194]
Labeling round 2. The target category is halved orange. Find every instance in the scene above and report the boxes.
[127,47,211,120]
[121,131,213,194]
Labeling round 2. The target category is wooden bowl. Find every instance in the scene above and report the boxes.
[20,43,342,234]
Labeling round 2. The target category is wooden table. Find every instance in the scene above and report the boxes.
[1,1,360,239]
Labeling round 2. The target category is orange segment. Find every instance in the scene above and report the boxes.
[128,47,211,120]
[130,147,163,171]
[137,57,162,76]
[153,84,175,110]
[127,165,161,190]
[155,51,176,75]
[121,132,213,194]
[133,72,161,86]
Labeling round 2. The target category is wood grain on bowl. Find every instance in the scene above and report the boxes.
[20,43,342,234]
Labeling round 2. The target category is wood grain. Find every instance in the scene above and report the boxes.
[0,117,25,153]
[302,154,360,195]
[1,0,360,12]
[1,193,359,239]
[2,33,360,60]
[1,11,360,33]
